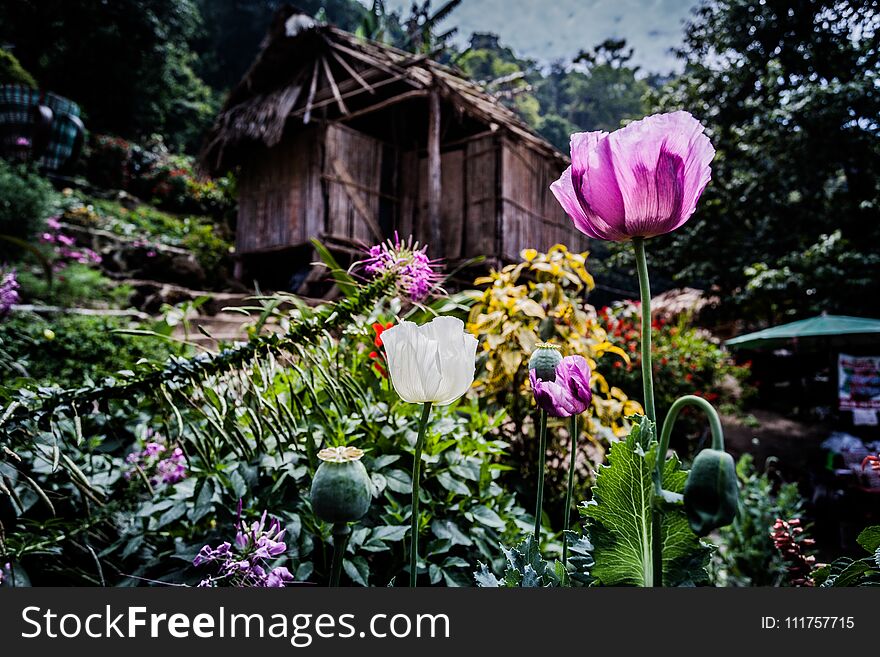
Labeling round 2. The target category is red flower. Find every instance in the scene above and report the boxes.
[372,321,394,348]
[685,373,693,383]
[862,454,880,472]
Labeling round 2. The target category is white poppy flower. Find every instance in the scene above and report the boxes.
[381,316,478,406]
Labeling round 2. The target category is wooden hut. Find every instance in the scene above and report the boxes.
[202,8,588,290]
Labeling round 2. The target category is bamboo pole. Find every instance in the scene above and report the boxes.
[427,87,443,253]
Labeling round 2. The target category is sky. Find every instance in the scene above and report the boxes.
[380,0,702,73]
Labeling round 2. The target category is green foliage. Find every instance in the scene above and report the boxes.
[739,230,880,320]
[712,455,806,587]
[84,137,236,219]
[813,526,880,587]
[0,311,174,388]
[63,192,232,277]
[650,0,880,319]
[0,47,37,87]
[583,417,711,587]
[597,302,752,448]
[0,160,55,247]
[17,264,132,309]
[0,0,216,152]
[0,283,535,586]
[474,532,594,587]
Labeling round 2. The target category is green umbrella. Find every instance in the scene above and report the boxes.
[726,314,880,349]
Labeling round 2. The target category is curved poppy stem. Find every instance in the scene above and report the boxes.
[562,413,578,567]
[329,522,350,587]
[534,409,548,543]
[409,401,433,587]
[658,394,725,460]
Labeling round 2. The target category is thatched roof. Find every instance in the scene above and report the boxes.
[201,8,565,174]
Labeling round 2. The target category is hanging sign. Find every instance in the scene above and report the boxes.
[838,353,880,410]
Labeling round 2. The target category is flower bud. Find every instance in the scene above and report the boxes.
[683,448,738,536]
[528,343,562,382]
[310,447,372,523]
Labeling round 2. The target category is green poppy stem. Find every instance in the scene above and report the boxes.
[410,401,433,587]
[534,409,548,542]
[562,413,578,566]
[329,522,350,587]
[633,238,656,426]
[634,237,663,588]
[659,395,725,456]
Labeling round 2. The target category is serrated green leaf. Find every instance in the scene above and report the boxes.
[584,422,709,587]
[857,525,880,554]
[474,563,501,587]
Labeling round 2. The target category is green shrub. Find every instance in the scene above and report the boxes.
[0,311,174,388]
[712,454,807,587]
[17,263,132,308]
[63,193,233,278]
[597,301,753,450]
[0,160,55,249]
[0,48,37,88]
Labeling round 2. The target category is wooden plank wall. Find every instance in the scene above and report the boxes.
[322,123,385,245]
[236,128,321,254]
[463,135,497,260]
[499,137,590,259]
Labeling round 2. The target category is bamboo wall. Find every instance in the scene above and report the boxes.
[236,127,322,254]
[235,122,588,262]
[499,137,590,259]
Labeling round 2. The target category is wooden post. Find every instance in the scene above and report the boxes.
[427,88,443,253]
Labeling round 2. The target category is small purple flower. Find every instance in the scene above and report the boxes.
[125,434,187,488]
[266,567,295,588]
[529,355,593,418]
[193,503,293,588]
[0,269,20,318]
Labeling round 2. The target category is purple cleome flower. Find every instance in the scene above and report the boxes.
[124,433,188,488]
[194,501,294,588]
[362,232,442,302]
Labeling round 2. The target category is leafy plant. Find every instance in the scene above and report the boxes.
[712,454,806,587]
[474,533,594,587]
[813,526,880,587]
[466,246,641,520]
[17,264,131,309]
[581,416,711,587]
[0,311,174,389]
[0,160,55,249]
[597,301,752,449]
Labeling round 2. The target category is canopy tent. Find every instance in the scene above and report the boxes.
[726,315,880,350]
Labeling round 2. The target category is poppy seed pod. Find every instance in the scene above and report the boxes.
[683,448,738,536]
[529,343,563,382]
[310,447,372,523]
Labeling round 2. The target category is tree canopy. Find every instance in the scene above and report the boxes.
[649,0,880,321]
